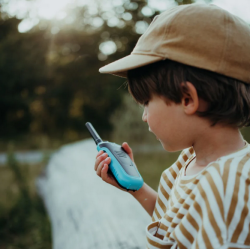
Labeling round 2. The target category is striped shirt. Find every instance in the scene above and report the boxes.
[146,140,250,249]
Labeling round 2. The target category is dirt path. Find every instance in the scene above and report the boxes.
[36,139,150,248]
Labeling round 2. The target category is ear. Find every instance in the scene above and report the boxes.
[181,82,199,115]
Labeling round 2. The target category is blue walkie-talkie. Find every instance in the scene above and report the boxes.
[85,122,144,191]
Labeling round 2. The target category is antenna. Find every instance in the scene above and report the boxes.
[85,122,103,145]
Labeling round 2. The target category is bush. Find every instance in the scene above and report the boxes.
[110,93,159,146]
[0,152,51,248]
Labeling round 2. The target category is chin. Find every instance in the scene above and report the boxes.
[161,142,180,153]
[161,142,171,152]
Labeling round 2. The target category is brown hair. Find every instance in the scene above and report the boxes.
[127,60,250,128]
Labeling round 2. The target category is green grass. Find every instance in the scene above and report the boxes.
[134,150,181,191]
[0,153,52,249]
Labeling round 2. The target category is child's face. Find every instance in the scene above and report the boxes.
[142,93,190,152]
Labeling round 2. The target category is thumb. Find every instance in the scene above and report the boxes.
[122,142,134,162]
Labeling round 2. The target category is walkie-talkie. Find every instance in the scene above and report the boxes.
[85,122,144,191]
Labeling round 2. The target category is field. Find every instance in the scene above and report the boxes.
[0,154,51,249]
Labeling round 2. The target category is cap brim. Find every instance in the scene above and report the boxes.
[99,54,163,78]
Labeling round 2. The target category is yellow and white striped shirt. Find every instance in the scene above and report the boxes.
[146,141,250,249]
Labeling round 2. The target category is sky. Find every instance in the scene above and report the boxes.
[148,0,250,23]
[1,0,250,33]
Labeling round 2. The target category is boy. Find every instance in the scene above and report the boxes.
[94,3,250,249]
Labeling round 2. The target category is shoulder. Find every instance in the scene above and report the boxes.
[201,151,250,185]
[195,151,250,212]
[194,151,250,246]
[161,147,195,181]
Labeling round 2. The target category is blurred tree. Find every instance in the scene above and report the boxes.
[110,93,159,145]
[0,0,157,142]
[39,0,158,139]
[0,0,218,146]
[0,15,49,139]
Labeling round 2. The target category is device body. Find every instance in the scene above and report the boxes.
[86,122,144,191]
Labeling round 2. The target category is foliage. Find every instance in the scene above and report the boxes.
[110,93,159,145]
[0,0,216,145]
[0,152,51,248]
[135,150,180,191]
[0,17,49,138]
[0,0,160,144]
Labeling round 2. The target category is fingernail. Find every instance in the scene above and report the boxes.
[105,157,110,162]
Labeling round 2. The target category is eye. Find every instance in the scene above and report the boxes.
[143,100,149,106]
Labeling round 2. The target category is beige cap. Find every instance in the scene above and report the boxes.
[99,3,250,84]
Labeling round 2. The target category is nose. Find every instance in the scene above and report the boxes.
[142,108,147,122]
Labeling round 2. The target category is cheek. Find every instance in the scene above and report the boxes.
[148,110,178,137]
[147,113,163,133]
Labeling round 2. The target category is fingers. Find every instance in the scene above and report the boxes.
[100,164,110,182]
[122,142,134,161]
[100,164,122,190]
[96,156,111,176]
[122,142,131,153]
[95,151,128,191]
[94,152,108,171]
[96,150,104,159]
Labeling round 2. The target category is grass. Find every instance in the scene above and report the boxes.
[134,150,181,191]
[0,153,51,249]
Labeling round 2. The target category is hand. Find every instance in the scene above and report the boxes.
[94,142,136,191]
[121,142,135,162]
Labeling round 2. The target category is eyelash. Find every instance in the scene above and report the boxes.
[143,101,149,106]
